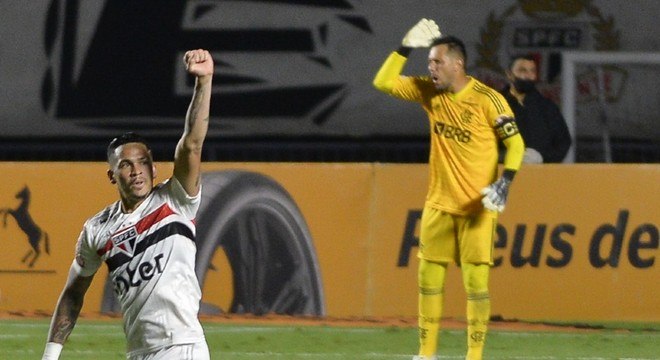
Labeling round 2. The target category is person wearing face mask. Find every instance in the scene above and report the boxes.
[502,54,572,163]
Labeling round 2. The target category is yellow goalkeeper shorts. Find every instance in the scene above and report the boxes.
[417,207,497,265]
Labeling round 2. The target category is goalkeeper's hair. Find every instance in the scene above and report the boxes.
[431,35,467,65]
[106,132,152,162]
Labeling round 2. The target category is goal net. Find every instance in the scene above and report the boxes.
[561,51,660,162]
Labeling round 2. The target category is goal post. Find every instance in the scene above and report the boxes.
[561,51,660,162]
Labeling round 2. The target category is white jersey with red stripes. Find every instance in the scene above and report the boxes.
[74,177,205,356]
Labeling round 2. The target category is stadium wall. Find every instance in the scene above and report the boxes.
[0,163,657,322]
[2,0,659,143]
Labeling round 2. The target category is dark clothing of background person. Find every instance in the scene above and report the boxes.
[501,85,572,163]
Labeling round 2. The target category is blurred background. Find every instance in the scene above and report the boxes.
[0,1,658,323]
[1,0,658,163]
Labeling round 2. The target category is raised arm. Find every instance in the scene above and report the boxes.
[372,51,408,94]
[42,262,94,359]
[173,49,214,196]
[373,18,440,93]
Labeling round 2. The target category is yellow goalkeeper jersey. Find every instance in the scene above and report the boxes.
[389,74,514,215]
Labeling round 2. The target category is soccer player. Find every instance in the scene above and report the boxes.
[373,19,525,360]
[42,49,214,360]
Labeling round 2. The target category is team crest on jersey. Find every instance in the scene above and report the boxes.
[460,110,473,124]
[111,226,139,257]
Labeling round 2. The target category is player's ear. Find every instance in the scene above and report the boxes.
[107,169,117,184]
[453,57,464,72]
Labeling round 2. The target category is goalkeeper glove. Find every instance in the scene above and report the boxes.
[401,18,441,48]
[480,174,514,212]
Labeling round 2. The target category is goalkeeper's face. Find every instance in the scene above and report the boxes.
[427,45,463,91]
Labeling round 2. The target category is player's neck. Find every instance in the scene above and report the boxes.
[120,196,147,214]
[449,74,470,93]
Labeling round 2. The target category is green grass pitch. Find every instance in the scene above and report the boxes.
[1,318,658,359]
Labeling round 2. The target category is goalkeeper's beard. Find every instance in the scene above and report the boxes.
[434,83,450,91]
[432,77,450,91]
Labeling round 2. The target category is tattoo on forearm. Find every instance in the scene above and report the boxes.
[52,316,76,343]
[187,86,207,127]
[50,292,84,343]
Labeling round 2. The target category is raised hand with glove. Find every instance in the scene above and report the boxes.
[373,18,441,93]
[401,18,441,48]
[372,23,526,359]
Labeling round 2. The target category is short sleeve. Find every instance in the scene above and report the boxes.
[74,225,102,277]
[166,177,201,219]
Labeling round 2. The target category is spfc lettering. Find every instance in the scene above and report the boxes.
[111,227,138,257]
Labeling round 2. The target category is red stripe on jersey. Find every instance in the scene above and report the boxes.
[97,239,113,256]
[135,204,175,235]
[96,204,177,257]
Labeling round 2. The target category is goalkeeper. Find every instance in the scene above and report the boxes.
[373,19,524,360]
